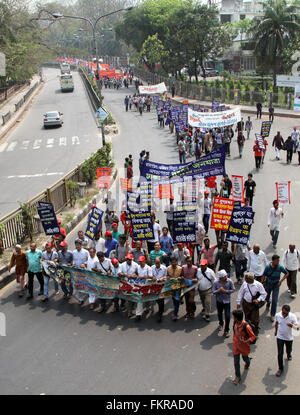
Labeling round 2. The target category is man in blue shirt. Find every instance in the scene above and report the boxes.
[104,231,118,258]
[26,242,43,299]
[262,254,289,322]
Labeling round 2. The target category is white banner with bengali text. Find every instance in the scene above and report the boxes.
[276,181,291,205]
[188,107,241,128]
[232,175,244,203]
[139,82,167,95]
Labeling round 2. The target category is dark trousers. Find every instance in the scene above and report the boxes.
[242,300,259,333]
[216,301,230,332]
[270,229,279,246]
[147,241,155,252]
[156,299,164,316]
[246,195,254,206]
[203,214,210,234]
[298,152,300,164]
[235,258,248,281]
[185,289,196,315]
[287,150,293,163]
[172,297,180,316]
[287,269,297,294]
[257,109,262,118]
[269,113,274,122]
[277,338,293,371]
[27,271,44,296]
[255,156,262,168]
[167,219,174,237]
[125,104,128,112]
[234,354,250,378]
[61,280,73,296]
[225,142,230,155]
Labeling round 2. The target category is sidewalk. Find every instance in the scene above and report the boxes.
[0,74,43,141]
[171,93,300,119]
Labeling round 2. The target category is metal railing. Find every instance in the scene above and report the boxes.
[133,67,293,110]
[2,111,11,125]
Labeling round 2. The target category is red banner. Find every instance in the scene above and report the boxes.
[210,197,235,231]
[153,184,173,199]
[120,178,132,192]
[96,168,111,189]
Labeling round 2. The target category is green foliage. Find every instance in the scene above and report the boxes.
[0,223,5,255]
[19,202,34,241]
[141,33,168,71]
[80,143,114,186]
[66,180,79,208]
[62,214,74,228]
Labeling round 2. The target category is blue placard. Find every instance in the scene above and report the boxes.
[85,207,104,240]
[37,201,60,235]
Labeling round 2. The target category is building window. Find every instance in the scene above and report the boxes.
[240,14,246,20]
[220,14,232,23]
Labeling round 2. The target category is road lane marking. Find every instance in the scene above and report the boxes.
[33,139,42,149]
[21,140,30,150]
[46,138,54,148]
[59,136,67,146]
[72,135,80,145]
[0,143,8,152]
[6,172,64,179]
[6,141,17,151]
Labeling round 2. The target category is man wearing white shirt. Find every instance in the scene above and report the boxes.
[275,304,299,377]
[282,244,300,298]
[86,248,100,310]
[88,233,106,255]
[247,244,267,283]
[94,251,113,313]
[197,259,216,322]
[135,256,153,321]
[237,272,267,335]
[118,253,138,317]
[151,257,167,323]
[268,200,284,248]
[72,239,89,305]
[110,257,124,312]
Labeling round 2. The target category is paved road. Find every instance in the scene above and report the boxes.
[0,68,100,217]
[0,84,300,395]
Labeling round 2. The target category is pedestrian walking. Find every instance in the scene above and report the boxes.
[262,254,289,322]
[284,136,294,164]
[268,105,274,122]
[247,244,267,283]
[9,244,28,297]
[171,84,175,98]
[214,241,233,277]
[236,271,267,335]
[25,243,44,300]
[41,243,59,302]
[172,243,190,266]
[272,131,284,160]
[182,257,198,319]
[118,253,139,317]
[281,244,300,298]
[244,116,252,140]
[167,257,183,321]
[200,238,218,270]
[231,309,256,385]
[135,256,153,321]
[237,130,245,158]
[202,190,212,235]
[212,269,235,338]
[164,197,175,236]
[124,95,129,112]
[151,257,167,323]
[256,102,262,119]
[159,227,174,266]
[275,305,299,377]
[253,139,263,169]
[197,259,216,322]
[233,243,249,284]
[219,174,232,199]
[58,241,73,298]
[178,137,187,164]
[268,199,284,248]
[244,173,256,206]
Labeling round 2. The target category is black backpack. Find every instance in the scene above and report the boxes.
[243,321,257,345]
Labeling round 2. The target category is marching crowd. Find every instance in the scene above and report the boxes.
[6,82,300,387]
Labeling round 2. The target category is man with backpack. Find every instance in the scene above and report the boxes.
[236,272,267,335]
[232,309,256,385]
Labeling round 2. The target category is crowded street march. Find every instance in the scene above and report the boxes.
[9,59,300,386]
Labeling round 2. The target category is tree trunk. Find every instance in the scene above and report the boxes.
[200,59,206,84]
[194,58,198,83]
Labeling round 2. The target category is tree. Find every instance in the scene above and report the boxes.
[140,34,168,71]
[250,0,300,86]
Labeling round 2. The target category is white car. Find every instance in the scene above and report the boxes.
[43,110,63,128]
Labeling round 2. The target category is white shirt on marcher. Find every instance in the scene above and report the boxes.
[237,280,267,305]
[118,261,138,277]
[148,222,162,243]
[248,250,268,276]
[151,265,167,280]
[281,249,300,271]
[197,267,216,291]
[276,311,298,341]
[268,207,283,231]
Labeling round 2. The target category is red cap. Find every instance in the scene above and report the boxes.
[126,253,133,260]
[60,241,67,247]
[45,243,52,248]
[204,190,210,195]
[138,256,146,262]
[177,243,183,246]
[112,223,118,227]
[188,132,192,136]
[104,231,112,237]
[196,128,200,131]
[200,259,208,265]
[170,196,174,200]
[111,257,119,265]
[91,204,96,209]
[57,219,62,224]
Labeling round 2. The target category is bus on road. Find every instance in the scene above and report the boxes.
[60,74,74,92]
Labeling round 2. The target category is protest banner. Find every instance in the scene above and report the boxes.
[188,107,241,129]
[96,167,111,189]
[43,262,191,302]
[85,207,104,240]
[255,134,266,150]
[141,148,226,184]
[210,197,235,231]
[139,82,167,95]
[153,184,173,199]
[232,175,245,203]
[276,181,291,205]
[173,210,196,243]
[139,180,153,211]
[261,121,272,138]
[129,211,154,240]
[226,206,255,245]
[120,178,132,191]
[37,201,60,235]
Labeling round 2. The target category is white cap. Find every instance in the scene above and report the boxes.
[218,269,227,279]
[15,244,22,249]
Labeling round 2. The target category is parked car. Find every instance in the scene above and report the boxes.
[200,68,219,77]
[43,110,63,128]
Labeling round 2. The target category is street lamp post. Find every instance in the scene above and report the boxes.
[52,7,133,146]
